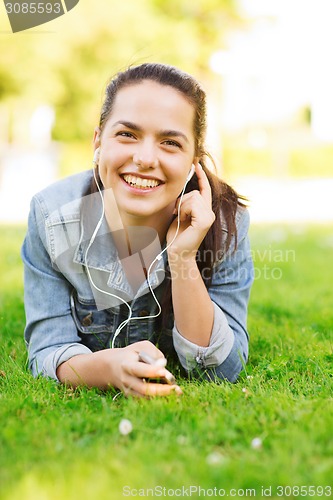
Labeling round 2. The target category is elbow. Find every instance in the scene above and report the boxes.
[204,340,248,384]
[28,355,43,378]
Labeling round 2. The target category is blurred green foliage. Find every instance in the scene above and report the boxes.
[2,2,331,179]
[0,0,240,142]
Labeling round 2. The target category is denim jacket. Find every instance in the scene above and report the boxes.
[21,170,254,383]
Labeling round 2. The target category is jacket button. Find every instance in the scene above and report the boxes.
[138,310,149,317]
[82,313,93,326]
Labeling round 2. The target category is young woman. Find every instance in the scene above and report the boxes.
[22,63,254,397]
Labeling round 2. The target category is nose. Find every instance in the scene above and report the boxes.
[133,139,159,169]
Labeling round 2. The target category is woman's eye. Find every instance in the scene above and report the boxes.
[116,131,135,139]
[163,140,181,148]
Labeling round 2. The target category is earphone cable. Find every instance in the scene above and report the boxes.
[85,162,191,349]
[146,179,188,316]
[84,164,133,348]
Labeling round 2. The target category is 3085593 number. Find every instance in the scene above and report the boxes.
[276,485,332,497]
[5,3,61,14]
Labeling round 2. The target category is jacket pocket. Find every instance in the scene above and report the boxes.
[70,291,115,351]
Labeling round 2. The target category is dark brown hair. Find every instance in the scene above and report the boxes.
[93,63,246,323]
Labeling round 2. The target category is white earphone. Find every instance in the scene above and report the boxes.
[186,164,195,182]
[93,147,100,164]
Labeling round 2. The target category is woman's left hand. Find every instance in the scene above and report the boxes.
[166,163,215,258]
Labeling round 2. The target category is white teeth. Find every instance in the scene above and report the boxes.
[123,174,160,189]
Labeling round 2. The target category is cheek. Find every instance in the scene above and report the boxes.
[98,163,116,189]
[98,152,126,186]
[167,175,189,200]
[166,163,191,189]
[164,156,189,180]
[100,143,130,168]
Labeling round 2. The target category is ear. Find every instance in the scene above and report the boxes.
[93,147,100,164]
[93,126,101,149]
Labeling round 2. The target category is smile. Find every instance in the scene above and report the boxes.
[122,174,162,190]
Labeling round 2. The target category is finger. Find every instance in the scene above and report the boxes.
[178,202,192,222]
[138,351,167,367]
[124,360,169,380]
[172,192,194,221]
[176,192,203,222]
[195,163,212,206]
[173,190,197,216]
[132,340,166,361]
[173,197,181,215]
[123,377,182,397]
[141,381,183,397]
[123,386,145,398]
[121,373,150,398]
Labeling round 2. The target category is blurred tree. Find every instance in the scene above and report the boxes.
[150,0,239,74]
[53,0,240,141]
[0,0,240,143]
[0,67,19,101]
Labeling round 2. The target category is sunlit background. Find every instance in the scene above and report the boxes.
[0,0,332,223]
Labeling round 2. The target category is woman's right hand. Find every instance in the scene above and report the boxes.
[105,340,182,397]
[57,340,182,397]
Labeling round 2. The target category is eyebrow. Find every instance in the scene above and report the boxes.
[111,120,190,144]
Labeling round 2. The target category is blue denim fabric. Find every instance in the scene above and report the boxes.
[21,170,254,383]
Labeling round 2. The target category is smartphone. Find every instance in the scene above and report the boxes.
[138,351,176,385]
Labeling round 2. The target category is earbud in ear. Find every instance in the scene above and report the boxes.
[186,164,195,182]
[93,147,100,164]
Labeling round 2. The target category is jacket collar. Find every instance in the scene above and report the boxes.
[72,192,166,298]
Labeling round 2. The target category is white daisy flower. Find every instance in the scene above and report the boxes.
[251,437,263,450]
[176,435,187,445]
[119,419,133,436]
[206,451,225,465]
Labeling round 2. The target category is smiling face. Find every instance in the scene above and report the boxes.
[95,80,197,232]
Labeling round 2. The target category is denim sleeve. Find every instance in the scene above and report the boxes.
[21,196,92,381]
[172,208,253,383]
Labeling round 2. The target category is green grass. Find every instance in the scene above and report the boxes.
[0,224,332,500]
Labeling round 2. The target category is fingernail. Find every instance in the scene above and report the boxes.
[174,386,183,395]
[155,358,167,367]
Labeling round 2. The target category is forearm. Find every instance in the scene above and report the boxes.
[56,341,181,397]
[169,253,214,347]
[56,349,119,390]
